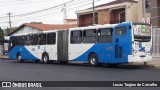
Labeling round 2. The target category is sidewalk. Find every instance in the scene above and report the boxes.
[0,55,9,60]
[147,58,160,67]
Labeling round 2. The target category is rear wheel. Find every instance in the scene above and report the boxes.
[89,53,98,67]
[17,53,23,63]
[42,53,52,64]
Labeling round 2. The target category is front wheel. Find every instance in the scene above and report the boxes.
[17,54,23,63]
[89,53,98,67]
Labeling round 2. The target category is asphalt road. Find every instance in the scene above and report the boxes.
[0,59,160,90]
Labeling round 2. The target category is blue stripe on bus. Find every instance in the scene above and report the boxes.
[9,46,39,60]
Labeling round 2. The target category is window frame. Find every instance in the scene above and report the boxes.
[83,29,97,44]
[70,30,82,44]
[47,32,56,45]
[97,28,113,43]
[39,33,47,45]
[116,27,127,36]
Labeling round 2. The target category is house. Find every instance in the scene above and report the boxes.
[8,23,76,36]
[64,19,77,25]
[76,0,138,27]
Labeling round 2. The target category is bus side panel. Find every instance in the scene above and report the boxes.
[9,46,39,60]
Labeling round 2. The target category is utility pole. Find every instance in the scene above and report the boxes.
[63,0,67,23]
[92,0,95,25]
[7,13,12,31]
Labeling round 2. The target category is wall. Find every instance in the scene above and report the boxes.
[12,26,41,35]
[152,28,160,57]
[138,0,151,22]
[97,9,110,24]
[126,3,138,22]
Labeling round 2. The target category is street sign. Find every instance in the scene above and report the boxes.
[142,18,150,24]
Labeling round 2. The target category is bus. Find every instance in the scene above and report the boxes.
[8,22,152,66]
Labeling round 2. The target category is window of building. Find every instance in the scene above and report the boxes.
[70,30,82,44]
[98,28,113,43]
[39,34,46,45]
[83,29,97,43]
[116,27,127,36]
[47,33,56,45]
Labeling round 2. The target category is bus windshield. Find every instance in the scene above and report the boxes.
[132,23,151,42]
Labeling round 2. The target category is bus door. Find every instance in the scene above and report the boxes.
[114,25,128,63]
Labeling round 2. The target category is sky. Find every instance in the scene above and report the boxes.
[0,0,114,29]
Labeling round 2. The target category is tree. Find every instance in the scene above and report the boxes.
[30,22,43,24]
[0,27,4,40]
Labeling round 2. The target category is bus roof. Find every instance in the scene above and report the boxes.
[69,24,117,30]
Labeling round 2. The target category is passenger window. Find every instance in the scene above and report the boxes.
[25,35,32,46]
[116,27,127,35]
[32,34,39,45]
[83,29,97,43]
[21,35,26,45]
[70,30,82,44]
[47,33,56,45]
[98,28,113,43]
[39,34,46,45]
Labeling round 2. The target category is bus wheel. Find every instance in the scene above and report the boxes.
[89,53,98,67]
[42,53,50,64]
[17,54,23,63]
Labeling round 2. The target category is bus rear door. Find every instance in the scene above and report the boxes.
[114,25,129,63]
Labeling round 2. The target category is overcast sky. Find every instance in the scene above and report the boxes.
[0,0,114,29]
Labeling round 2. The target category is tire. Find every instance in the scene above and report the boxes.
[42,53,51,64]
[17,53,23,63]
[89,53,98,67]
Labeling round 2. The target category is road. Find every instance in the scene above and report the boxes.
[0,59,160,90]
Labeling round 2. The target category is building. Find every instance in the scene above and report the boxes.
[76,0,138,27]
[138,0,160,57]
[2,23,76,55]
[8,23,76,36]
[64,19,77,25]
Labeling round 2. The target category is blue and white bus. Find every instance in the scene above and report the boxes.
[8,22,152,66]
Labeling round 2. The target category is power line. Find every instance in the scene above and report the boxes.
[0,0,73,19]
[0,0,53,6]
[11,0,93,22]
[1,0,102,28]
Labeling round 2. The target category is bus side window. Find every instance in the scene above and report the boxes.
[83,29,97,44]
[47,33,56,45]
[32,34,39,45]
[70,30,82,44]
[25,35,32,46]
[116,27,127,36]
[39,34,46,45]
[98,28,113,43]
[21,35,26,46]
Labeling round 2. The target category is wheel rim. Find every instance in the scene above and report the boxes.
[18,55,21,61]
[43,56,48,62]
[90,57,96,65]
